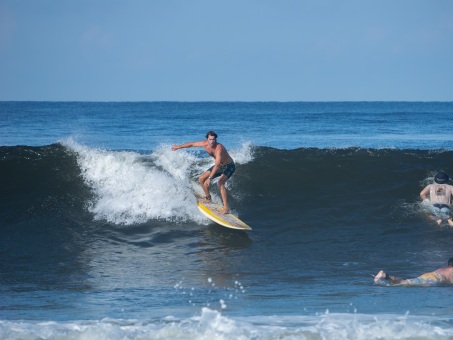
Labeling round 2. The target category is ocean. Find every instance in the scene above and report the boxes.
[1,101,453,339]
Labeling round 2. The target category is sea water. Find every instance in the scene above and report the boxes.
[1,101,453,339]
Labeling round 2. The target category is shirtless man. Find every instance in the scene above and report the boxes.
[172,131,235,214]
[374,258,453,286]
[420,171,453,226]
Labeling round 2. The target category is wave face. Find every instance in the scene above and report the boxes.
[2,142,453,338]
[1,143,90,224]
[3,142,451,228]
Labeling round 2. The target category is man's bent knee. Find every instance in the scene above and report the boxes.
[217,176,228,186]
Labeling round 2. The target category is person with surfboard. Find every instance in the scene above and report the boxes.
[373,258,453,286]
[172,131,235,214]
[420,171,453,226]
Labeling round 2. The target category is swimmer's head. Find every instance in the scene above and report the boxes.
[434,172,449,184]
[448,258,453,267]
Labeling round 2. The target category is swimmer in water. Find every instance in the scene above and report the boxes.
[374,258,453,286]
[420,171,453,226]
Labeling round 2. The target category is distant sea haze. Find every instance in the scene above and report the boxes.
[1,101,452,150]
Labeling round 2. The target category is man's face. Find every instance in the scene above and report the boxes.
[207,136,216,147]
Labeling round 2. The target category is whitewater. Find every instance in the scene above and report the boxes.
[1,101,453,339]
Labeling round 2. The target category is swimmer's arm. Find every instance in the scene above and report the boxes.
[420,186,430,200]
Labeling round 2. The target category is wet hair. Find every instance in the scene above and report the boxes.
[206,131,218,139]
[448,258,453,267]
[434,171,449,184]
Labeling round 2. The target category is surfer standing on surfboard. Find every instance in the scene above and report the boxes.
[172,131,235,214]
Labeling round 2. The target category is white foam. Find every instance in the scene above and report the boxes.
[229,141,254,165]
[61,139,254,225]
[1,310,453,340]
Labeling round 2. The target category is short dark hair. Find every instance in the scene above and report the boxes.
[448,258,453,267]
[206,131,218,139]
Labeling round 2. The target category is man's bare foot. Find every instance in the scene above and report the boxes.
[437,218,442,225]
[202,195,212,204]
[220,207,229,214]
[374,270,387,282]
[448,218,453,227]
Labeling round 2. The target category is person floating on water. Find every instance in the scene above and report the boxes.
[374,258,453,286]
[419,171,453,226]
[172,131,235,214]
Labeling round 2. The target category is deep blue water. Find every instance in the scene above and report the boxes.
[1,101,452,150]
[1,101,453,339]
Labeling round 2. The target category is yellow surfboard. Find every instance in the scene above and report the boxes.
[195,194,252,230]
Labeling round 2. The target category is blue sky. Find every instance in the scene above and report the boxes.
[0,0,452,101]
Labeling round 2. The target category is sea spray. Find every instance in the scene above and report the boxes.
[62,139,254,225]
[1,311,453,339]
[63,139,197,225]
